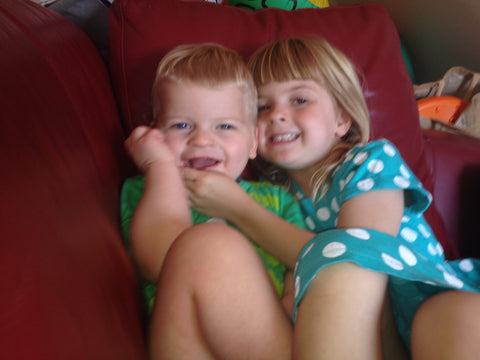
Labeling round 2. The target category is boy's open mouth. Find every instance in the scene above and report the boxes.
[184,157,220,170]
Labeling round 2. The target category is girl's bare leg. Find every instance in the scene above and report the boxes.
[293,262,388,360]
[149,222,292,360]
[411,290,480,359]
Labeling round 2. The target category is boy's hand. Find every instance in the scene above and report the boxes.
[124,126,175,172]
[183,168,247,218]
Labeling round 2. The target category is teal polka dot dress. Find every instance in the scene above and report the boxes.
[292,139,480,349]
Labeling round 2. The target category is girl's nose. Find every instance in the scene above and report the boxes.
[188,128,214,146]
[270,104,287,123]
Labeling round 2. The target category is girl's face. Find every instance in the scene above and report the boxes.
[256,79,351,176]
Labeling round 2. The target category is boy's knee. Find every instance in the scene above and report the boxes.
[164,222,256,271]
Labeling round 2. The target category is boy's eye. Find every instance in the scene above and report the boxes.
[218,123,234,130]
[172,122,190,129]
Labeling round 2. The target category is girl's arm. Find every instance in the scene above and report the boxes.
[183,169,314,268]
[336,188,404,236]
[126,126,192,283]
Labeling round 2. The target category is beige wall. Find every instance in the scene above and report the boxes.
[332,0,480,83]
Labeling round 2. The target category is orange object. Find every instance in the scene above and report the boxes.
[417,96,468,124]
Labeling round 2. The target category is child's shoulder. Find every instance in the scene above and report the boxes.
[338,139,404,174]
[238,179,296,204]
[347,139,399,158]
[238,178,284,194]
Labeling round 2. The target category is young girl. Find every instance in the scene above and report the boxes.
[184,37,480,359]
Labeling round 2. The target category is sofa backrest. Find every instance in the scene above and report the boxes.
[109,0,457,259]
[0,0,146,358]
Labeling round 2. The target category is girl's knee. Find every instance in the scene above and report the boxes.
[411,291,480,359]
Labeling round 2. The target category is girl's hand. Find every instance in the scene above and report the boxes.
[124,126,175,172]
[183,168,247,218]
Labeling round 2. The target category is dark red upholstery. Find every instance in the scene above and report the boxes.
[0,0,146,358]
[1,0,479,358]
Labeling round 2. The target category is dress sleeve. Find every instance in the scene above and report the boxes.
[334,140,432,216]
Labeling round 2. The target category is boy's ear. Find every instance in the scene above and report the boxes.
[249,127,259,159]
[335,111,352,138]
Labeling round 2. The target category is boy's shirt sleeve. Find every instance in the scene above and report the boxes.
[120,175,145,253]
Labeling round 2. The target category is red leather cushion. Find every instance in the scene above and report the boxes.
[109,0,457,258]
[0,0,146,358]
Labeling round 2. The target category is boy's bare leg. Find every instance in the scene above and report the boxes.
[411,290,480,360]
[149,222,292,360]
[293,262,388,360]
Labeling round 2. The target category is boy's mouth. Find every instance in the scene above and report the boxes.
[184,157,220,170]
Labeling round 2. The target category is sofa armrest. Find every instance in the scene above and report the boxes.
[423,129,480,258]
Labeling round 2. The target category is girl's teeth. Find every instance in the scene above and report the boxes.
[272,133,298,142]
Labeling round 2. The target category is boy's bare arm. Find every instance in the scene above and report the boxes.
[126,127,192,283]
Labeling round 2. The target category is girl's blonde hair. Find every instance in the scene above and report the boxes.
[152,43,257,124]
[248,37,370,199]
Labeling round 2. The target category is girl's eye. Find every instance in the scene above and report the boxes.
[257,105,270,113]
[292,97,307,105]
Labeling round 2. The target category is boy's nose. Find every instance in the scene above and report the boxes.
[188,128,215,146]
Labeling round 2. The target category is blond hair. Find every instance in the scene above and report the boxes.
[248,37,370,200]
[152,43,257,124]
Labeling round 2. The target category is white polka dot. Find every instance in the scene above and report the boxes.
[436,243,444,256]
[443,272,464,288]
[331,197,339,212]
[344,152,354,163]
[399,164,411,178]
[459,259,474,272]
[436,263,446,272]
[301,242,315,258]
[316,207,330,221]
[383,143,396,157]
[418,224,431,238]
[400,227,418,242]
[427,193,433,203]
[346,228,370,240]
[295,276,301,298]
[322,242,347,258]
[353,152,368,165]
[402,215,410,223]
[427,242,437,256]
[393,176,410,188]
[357,178,374,191]
[295,191,304,200]
[305,216,315,230]
[339,179,346,191]
[399,245,417,266]
[382,253,404,271]
[368,159,384,174]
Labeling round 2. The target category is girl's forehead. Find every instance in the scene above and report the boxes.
[258,79,324,94]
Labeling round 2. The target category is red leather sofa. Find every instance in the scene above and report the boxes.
[1,0,479,358]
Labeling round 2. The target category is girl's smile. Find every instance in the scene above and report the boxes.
[256,79,351,176]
